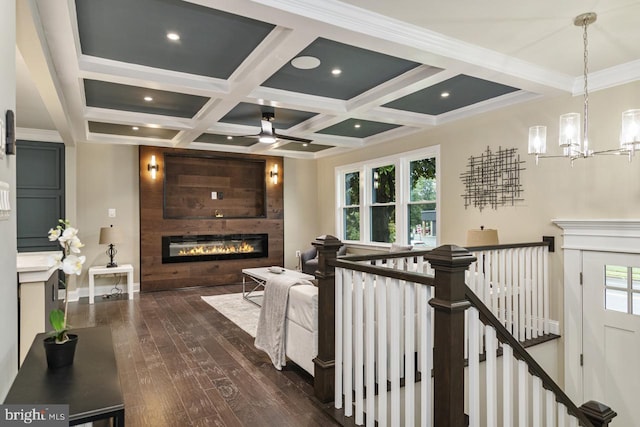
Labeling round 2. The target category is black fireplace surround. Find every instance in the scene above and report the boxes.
[162,233,268,263]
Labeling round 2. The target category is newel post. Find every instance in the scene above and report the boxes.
[312,235,343,403]
[425,245,476,427]
[579,400,617,427]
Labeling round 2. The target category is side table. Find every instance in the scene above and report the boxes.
[4,326,125,426]
[88,264,134,304]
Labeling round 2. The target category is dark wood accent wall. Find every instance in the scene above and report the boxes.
[139,146,284,291]
[164,153,266,219]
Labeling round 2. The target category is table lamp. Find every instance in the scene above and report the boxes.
[466,226,499,247]
[99,225,124,268]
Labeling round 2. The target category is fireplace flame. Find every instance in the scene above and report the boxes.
[178,241,256,256]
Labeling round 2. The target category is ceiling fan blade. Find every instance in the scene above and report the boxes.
[274,132,312,144]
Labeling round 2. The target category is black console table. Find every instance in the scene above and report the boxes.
[4,326,125,426]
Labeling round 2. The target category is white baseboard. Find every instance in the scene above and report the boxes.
[59,283,140,302]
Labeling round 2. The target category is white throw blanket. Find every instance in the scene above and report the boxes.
[254,274,313,370]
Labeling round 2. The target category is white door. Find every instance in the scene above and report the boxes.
[583,251,640,427]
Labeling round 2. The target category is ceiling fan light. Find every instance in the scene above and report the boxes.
[259,134,277,143]
[528,126,547,154]
[620,109,640,148]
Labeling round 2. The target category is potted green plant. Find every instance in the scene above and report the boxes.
[44,219,86,368]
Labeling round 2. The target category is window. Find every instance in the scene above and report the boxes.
[371,164,395,243]
[343,171,360,241]
[605,265,640,315]
[336,146,439,247]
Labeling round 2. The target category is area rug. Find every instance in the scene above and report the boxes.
[201,292,261,337]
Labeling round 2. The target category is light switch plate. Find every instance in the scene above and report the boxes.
[108,208,116,218]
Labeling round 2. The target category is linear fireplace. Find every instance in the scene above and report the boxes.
[162,233,268,264]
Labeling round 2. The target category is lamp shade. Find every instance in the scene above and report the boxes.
[99,226,124,245]
[466,228,499,247]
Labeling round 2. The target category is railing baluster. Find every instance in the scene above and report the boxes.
[354,272,364,424]
[389,278,401,427]
[499,248,507,326]
[335,267,344,410]
[503,344,514,426]
[506,248,514,335]
[532,376,542,427]
[376,272,388,427]
[344,269,353,417]
[420,284,432,427]
[486,326,498,427]
[365,273,375,427]
[558,403,567,426]
[546,389,556,427]
[532,246,539,339]
[525,247,532,340]
[468,308,480,427]
[518,248,526,341]
[404,281,415,427]
[518,360,527,427]
[543,246,550,334]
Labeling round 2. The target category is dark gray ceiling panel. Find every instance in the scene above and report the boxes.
[75,0,274,79]
[262,38,421,100]
[318,118,401,138]
[195,133,258,147]
[219,103,317,129]
[88,121,179,139]
[278,142,334,152]
[84,79,209,118]
[383,74,520,115]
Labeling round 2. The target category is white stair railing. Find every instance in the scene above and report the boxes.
[466,243,550,342]
[334,260,435,427]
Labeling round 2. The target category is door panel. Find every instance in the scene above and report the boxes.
[583,251,640,427]
[16,140,65,252]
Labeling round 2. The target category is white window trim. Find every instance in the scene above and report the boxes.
[335,145,440,248]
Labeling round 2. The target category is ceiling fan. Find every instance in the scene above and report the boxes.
[250,112,312,145]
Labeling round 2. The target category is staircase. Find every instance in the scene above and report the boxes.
[309,236,617,427]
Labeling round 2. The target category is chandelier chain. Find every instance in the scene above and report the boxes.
[582,16,590,155]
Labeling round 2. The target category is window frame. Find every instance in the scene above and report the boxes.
[335,145,440,248]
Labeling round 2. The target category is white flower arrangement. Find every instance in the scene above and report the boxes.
[47,219,86,343]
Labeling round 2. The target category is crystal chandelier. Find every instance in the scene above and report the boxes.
[528,12,640,164]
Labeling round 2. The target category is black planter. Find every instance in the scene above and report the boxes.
[43,334,78,369]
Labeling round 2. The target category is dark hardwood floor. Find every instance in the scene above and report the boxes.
[67,284,339,427]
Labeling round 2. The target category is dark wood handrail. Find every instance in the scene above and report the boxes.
[329,258,435,287]
[338,249,432,263]
[465,240,550,252]
[465,286,594,427]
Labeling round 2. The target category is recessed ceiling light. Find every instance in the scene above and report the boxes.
[441,91,450,98]
[331,68,342,76]
[354,123,361,129]
[132,126,139,131]
[291,56,321,70]
[167,32,180,41]
[227,136,233,140]
[144,96,153,102]
[303,143,309,147]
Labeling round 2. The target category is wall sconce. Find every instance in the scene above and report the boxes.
[270,164,279,184]
[147,155,160,179]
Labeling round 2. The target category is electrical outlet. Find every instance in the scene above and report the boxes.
[108,208,116,218]
[295,250,301,258]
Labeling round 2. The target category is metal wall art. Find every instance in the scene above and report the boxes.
[460,146,525,211]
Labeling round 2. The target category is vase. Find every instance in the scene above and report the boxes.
[43,334,78,369]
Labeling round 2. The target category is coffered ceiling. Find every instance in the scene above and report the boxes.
[15,0,640,158]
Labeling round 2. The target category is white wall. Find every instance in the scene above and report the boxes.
[283,157,322,269]
[0,0,18,400]
[75,143,139,289]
